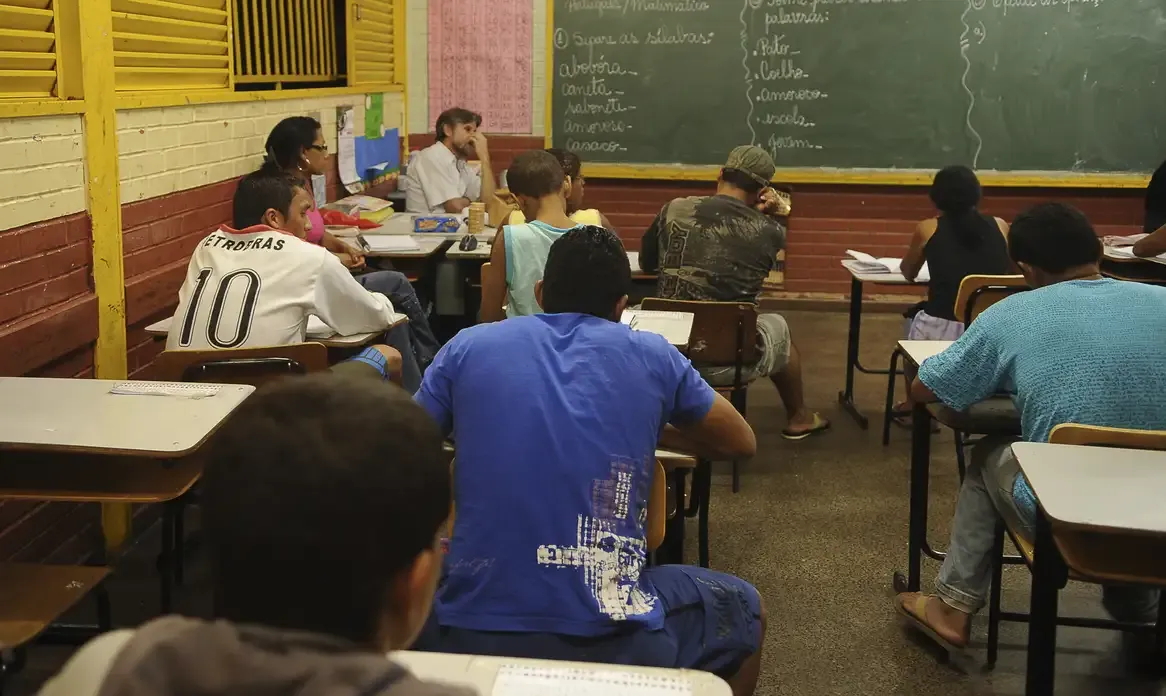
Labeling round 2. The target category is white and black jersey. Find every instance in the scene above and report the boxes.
[166,225,400,350]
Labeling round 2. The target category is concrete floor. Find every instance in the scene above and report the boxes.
[6,309,1163,695]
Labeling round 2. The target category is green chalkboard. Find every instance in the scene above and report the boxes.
[550,0,1166,175]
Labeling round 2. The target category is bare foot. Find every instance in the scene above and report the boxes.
[897,592,971,648]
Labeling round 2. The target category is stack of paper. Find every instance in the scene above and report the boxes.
[1103,233,1148,247]
[620,310,694,346]
[1107,246,1166,265]
[845,250,929,281]
[360,235,421,252]
[327,194,394,216]
[626,251,642,273]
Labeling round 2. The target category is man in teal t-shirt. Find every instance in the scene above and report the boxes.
[896,203,1166,652]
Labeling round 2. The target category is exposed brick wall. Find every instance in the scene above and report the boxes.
[0,115,87,234]
[116,93,405,205]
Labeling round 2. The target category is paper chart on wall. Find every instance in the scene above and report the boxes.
[427,0,533,134]
[337,106,361,193]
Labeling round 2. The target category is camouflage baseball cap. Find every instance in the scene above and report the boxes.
[724,145,776,187]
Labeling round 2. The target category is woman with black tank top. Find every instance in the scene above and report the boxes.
[1132,157,1166,258]
[893,166,1013,420]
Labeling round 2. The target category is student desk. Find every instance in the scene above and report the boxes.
[1100,247,1166,285]
[392,650,732,695]
[838,259,925,429]
[0,378,254,611]
[888,340,954,595]
[143,316,396,350]
[1013,442,1166,696]
[360,236,449,259]
[0,378,253,457]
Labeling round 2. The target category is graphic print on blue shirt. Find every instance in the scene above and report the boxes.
[414,313,716,636]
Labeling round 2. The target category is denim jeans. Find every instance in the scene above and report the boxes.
[357,269,440,365]
[936,436,1159,623]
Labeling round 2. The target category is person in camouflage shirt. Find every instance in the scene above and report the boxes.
[641,146,828,440]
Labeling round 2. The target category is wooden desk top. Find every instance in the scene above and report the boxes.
[144,316,395,348]
[898,340,954,367]
[1013,442,1166,536]
[841,259,919,285]
[390,651,731,695]
[0,378,253,457]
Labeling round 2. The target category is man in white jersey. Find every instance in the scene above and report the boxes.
[167,167,423,391]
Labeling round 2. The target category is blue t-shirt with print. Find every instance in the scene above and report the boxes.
[918,278,1166,513]
[414,313,716,636]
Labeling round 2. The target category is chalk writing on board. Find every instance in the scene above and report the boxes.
[427,0,532,134]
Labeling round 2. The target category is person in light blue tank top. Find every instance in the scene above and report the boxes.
[480,150,582,322]
[895,203,1166,653]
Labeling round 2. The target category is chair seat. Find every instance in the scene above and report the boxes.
[0,562,110,649]
[927,397,1021,435]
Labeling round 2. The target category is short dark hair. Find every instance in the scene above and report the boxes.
[541,226,630,318]
[545,148,582,179]
[264,116,321,171]
[1009,203,1102,274]
[508,150,565,198]
[202,374,450,645]
[233,167,301,228]
[930,165,982,215]
[720,167,765,195]
[434,107,482,141]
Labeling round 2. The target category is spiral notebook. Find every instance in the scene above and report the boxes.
[492,666,693,696]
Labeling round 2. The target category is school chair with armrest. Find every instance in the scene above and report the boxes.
[149,344,329,599]
[153,343,330,388]
[984,424,1166,667]
[882,275,1028,462]
[479,262,507,321]
[0,562,111,693]
[641,298,758,494]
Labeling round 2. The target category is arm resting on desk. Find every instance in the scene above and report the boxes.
[660,395,756,461]
[1133,224,1166,258]
[900,219,934,282]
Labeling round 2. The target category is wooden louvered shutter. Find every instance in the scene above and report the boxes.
[111,0,232,92]
[347,0,398,86]
[0,0,59,98]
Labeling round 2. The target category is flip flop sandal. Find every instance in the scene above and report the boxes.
[894,594,969,656]
[781,413,831,441]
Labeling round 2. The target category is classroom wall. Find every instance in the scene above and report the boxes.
[0,93,403,563]
[118,93,404,378]
[405,3,1147,299]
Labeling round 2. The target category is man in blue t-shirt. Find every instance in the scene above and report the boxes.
[414,226,765,696]
[896,203,1166,652]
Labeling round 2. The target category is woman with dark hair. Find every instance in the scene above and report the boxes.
[1132,157,1166,257]
[507,148,615,231]
[894,165,1013,419]
[264,116,441,367]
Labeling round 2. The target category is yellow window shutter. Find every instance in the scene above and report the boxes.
[0,0,59,99]
[111,0,232,92]
[347,0,396,86]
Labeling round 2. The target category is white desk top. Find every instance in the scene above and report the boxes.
[144,316,392,348]
[841,259,918,285]
[442,441,695,466]
[0,377,253,457]
[391,650,731,695]
[1013,442,1166,535]
[898,340,953,366]
[369,213,494,242]
[445,241,492,259]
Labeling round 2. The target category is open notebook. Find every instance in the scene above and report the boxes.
[845,250,929,281]
[358,235,421,252]
[620,310,694,347]
[492,665,692,696]
[1104,235,1166,265]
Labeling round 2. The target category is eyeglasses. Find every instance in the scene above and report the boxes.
[307,143,329,153]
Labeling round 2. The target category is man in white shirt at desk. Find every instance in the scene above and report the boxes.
[403,107,497,214]
[167,168,423,391]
